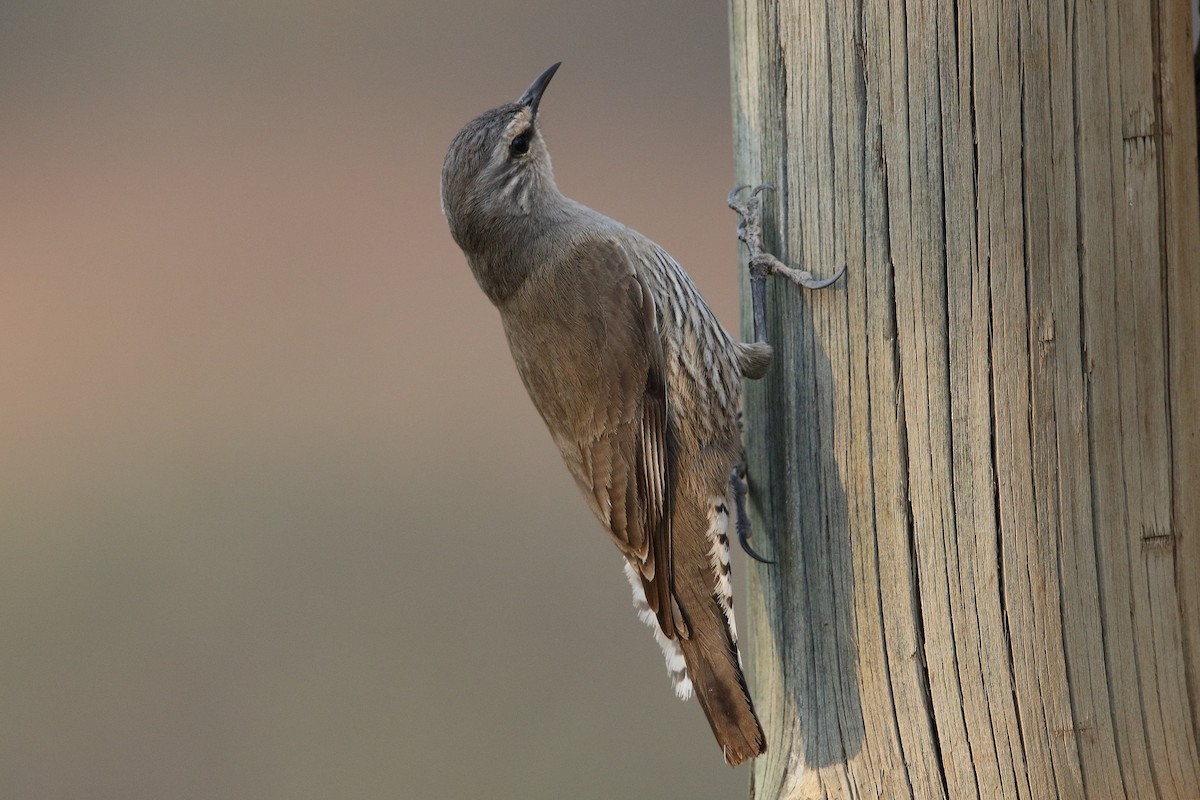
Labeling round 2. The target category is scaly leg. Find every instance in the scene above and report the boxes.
[727,183,845,344]
[730,463,771,564]
[727,184,844,561]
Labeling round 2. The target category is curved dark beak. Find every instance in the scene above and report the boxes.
[517,62,561,118]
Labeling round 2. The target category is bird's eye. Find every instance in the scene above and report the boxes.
[509,132,531,157]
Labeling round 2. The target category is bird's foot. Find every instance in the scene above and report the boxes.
[727,184,846,291]
[728,183,845,344]
[731,464,772,564]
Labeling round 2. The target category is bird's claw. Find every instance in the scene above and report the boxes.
[731,465,774,565]
[799,264,847,290]
[738,525,774,565]
[727,184,752,209]
[751,253,848,290]
[727,182,773,208]
[728,183,844,290]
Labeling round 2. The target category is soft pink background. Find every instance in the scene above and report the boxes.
[1,3,752,797]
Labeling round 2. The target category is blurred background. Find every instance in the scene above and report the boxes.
[0,2,749,797]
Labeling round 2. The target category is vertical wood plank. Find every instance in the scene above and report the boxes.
[729,0,1200,797]
[1161,0,1200,761]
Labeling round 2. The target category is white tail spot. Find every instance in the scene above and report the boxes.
[707,497,739,645]
[622,560,692,699]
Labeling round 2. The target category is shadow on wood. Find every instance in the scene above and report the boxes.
[743,293,863,774]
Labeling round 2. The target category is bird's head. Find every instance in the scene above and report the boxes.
[441,62,562,254]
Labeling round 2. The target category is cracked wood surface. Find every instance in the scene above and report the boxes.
[729,0,1200,797]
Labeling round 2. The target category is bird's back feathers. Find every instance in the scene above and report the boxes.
[498,230,765,765]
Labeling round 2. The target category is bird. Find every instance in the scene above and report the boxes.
[440,62,773,766]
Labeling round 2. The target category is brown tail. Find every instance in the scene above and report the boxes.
[667,460,765,765]
[676,597,766,766]
[670,485,765,765]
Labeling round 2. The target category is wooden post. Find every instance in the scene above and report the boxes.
[729,1,1200,797]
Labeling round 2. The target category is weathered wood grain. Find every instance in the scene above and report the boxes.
[728,1,1200,797]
